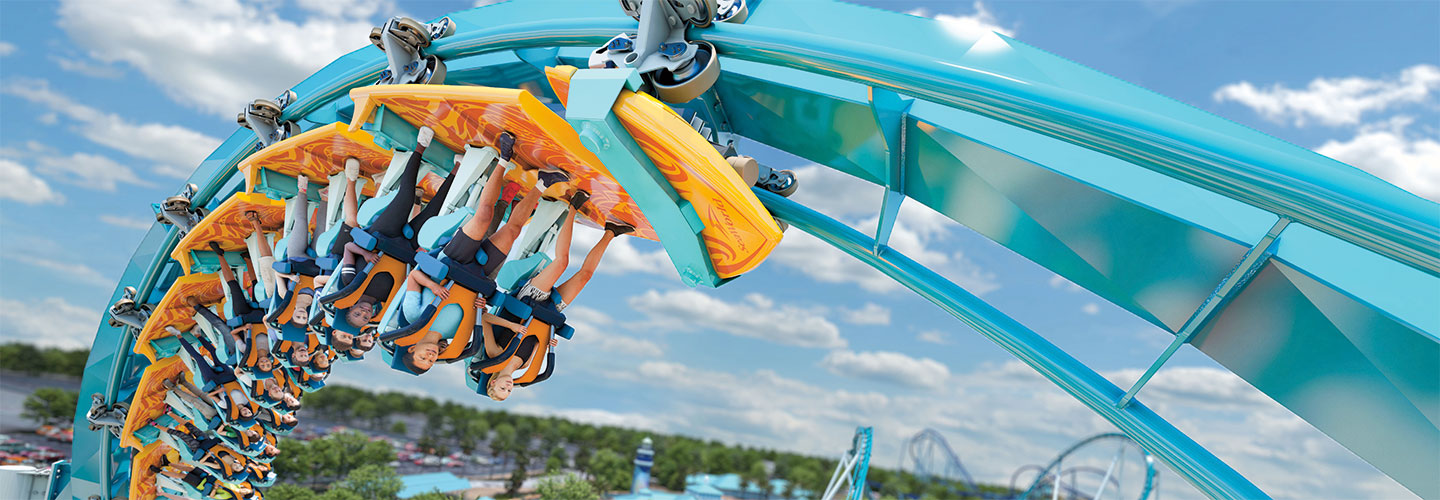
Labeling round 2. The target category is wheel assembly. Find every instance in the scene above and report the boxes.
[652,41,719,104]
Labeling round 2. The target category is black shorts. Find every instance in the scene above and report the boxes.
[336,264,357,288]
[443,230,507,277]
[226,280,257,316]
[329,223,355,257]
[490,325,537,365]
[362,270,396,304]
[182,468,208,488]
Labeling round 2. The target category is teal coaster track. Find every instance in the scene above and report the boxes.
[899,428,1156,499]
[67,1,1438,499]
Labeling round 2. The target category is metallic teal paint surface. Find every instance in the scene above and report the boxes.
[565,68,721,287]
[70,1,1437,498]
[755,189,1267,500]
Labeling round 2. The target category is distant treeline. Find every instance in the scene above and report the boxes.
[0,341,1002,497]
[0,343,89,377]
[302,385,1008,498]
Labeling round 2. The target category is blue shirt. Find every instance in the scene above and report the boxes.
[399,289,463,340]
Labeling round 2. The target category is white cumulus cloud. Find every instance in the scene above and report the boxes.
[0,159,65,205]
[840,302,891,325]
[916,330,950,344]
[2,80,220,179]
[564,306,664,357]
[772,166,1000,294]
[1214,64,1440,127]
[820,349,952,390]
[908,1,1016,40]
[1316,116,1440,202]
[0,297,101,349]
[57,0,393,118]
[35,152,153,192]
[100,214,155,230]
[52,56,123,79]
[568,224,674,278]
[3,253,115,289]
[628,289,846,349]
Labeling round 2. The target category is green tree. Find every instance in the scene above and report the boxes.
[318,488,363,500]
[0,343,43,374]
[271,438,317,484]
[408,491,458,500]
[586,449,630,493]
[492,423,518,465]
[457,419,487,455]
[350,398,378,428]
[390,420,408,436]
[39,347,88,377]
[787,462,821,500]
[546,446,568,473]
[507,448,531,496]
[22,388,78,426]
[743,461,770,498]
[265,483,320,500]
[536,476,600,500]
[340,464,403,500]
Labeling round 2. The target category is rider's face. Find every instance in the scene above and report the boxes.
[346,302,374,327]
[291,295,312,324]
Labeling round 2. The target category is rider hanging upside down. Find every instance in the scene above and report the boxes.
[479,192,632,401]
[150,455,250,500]
[162,418,251,482]
[183,296,273,376]
[253,374,301,412]
[315,159,365,352]
[316,127,461,330]
[175,336,257,424]
[246,173,315,332]
[209,242,262,322]
[394,134,553,374]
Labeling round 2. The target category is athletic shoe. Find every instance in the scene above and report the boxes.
[605,220,635,236]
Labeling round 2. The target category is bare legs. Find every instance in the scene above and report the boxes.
[555,227,614,303]
[526,209,577,292]
[524,209,615,305]
[244,212,279,298]
[455,160,511,241]
[284,175,311,259]
[485,186,541,254]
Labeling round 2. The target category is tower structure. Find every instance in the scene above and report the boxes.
[633,437,655,494]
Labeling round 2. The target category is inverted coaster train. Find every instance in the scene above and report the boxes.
[66,1,1439,499]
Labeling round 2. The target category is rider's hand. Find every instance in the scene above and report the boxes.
[432,285,450,301]
[362,250,379,264]
[549,337,558,347]
[474,296,488,310]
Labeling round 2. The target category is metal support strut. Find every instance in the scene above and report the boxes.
[1117,216,1292,408]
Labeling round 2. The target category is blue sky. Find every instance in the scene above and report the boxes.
[1,1,1436,498]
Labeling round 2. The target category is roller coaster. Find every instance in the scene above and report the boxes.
[50,0,1439,499]
[898,428,1156,500]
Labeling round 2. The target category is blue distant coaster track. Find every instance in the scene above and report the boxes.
[69,1,1439,499]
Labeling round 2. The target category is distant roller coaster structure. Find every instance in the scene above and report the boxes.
[55,0,1438,498]
[900,429,1157,500]
[898,428,982,497]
